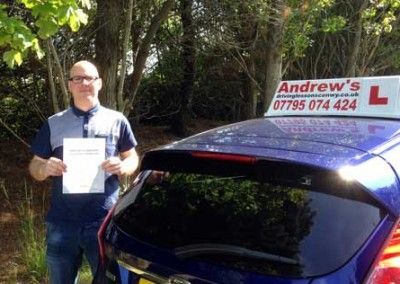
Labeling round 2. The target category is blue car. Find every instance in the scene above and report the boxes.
[95,115,400,284]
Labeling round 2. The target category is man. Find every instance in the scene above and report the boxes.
[29,60,139,283]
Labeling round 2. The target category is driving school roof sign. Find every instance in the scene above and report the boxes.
[265,76,400,118]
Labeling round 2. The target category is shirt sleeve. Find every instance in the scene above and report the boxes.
[118,117,137,152]
[31,121,52,159]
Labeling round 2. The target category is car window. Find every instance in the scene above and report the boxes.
[114,166,384,278]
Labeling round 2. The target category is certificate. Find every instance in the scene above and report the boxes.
[63,138,106,194]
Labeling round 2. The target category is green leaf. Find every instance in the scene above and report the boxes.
[68,9,88,31]
[68,13,79,32]
[57,6,73,25]
[4,21,15,34]
[13,31,35,49]
[20,0,37,9]
[31,2,55,18]
[321,16,346,33]
[14,51,22,65]
[0,34,11,45]
[2,0,91,68]
[36,18,59,38]
[3,50,23,68]
[32,39,45,59]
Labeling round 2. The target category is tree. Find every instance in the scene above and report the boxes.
[0,0,90,68]
[123,0,175,116]
[261,0,286,116]
[92,0,175,113]
[285,0,400,79]
[170,0,196,136]
[0,0,90,142]
[94,0,122,109]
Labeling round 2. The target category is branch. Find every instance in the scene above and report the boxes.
[117,0,134,111]
[123,0,175,116]
[12,86,46,122]
[230,48,262,92]
[45,39,60,113]
[0,117,30,148]
[49,39,70,109]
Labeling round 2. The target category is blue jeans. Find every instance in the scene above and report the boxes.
[46,221,101,284]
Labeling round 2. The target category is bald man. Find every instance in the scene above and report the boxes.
[29,60,139,283]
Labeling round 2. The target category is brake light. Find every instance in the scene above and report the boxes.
[97,205,116,265]
[191,152,256,164]
[365,220,400,283]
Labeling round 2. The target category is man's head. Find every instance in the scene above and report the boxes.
[68,60,102,110]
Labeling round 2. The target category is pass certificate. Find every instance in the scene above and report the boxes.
[63,138,106,194]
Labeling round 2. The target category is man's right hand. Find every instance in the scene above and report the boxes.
[29,155,67,181]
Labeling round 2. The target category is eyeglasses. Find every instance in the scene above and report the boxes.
[68,76,99,84]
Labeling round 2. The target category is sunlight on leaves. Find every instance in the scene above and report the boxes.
[0,0,91,68]
[3,50,23,68]
[75,9,89,25]
[32,38,45,59]
[80,0,91,9]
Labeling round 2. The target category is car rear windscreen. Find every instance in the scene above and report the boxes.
[113,161,384,278]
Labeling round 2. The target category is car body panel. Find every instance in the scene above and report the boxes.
[97,115,400,284]
[160,117,400,157]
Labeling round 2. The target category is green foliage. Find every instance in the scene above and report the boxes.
[321,16,346,33]
[370,22,400,73]
[2,180,93,282]
[0,69,49,140]
[284,0,342,59]
[16,184,47,283]
[363,0,400,35]
[0,0,90,68]
[78,261,93,283]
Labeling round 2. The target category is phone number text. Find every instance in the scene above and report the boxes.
[272,99,357,111]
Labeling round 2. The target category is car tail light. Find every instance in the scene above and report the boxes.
[191,151,256,164]
[365,220,400,283]
[98,205,116,265]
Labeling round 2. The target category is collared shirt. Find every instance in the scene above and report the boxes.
[31,104,137,223]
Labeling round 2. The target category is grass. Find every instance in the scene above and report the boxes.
[17,182,47,283]
[1,181,93,283]
[78,263,94,283]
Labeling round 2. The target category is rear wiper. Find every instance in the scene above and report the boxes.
[174,243,299,265]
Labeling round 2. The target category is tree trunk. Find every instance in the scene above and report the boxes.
[45,39,60,113]
[123,0,175,117]
[49,39,69,109]
[344,0,368,77]
[261,0,285,116]
[170,0,195,137]
[95,0,122,109]
[263,51,282,116]
[235,2,259,120]
[117,0,134,111]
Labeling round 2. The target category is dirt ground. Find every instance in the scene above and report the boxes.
[0,120,224,283]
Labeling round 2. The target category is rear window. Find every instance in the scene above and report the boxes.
[114,160,384,278]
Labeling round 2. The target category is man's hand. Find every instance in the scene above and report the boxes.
[29,155,67,181]
[43,157,67,177]
[102,148,139,176]
[102,157,124,175]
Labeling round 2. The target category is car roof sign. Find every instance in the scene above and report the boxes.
[265,76,400,118]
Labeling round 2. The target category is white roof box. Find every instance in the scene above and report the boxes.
[265,76,400,119]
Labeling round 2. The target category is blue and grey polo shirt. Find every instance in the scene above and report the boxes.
[31,104,137,223]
